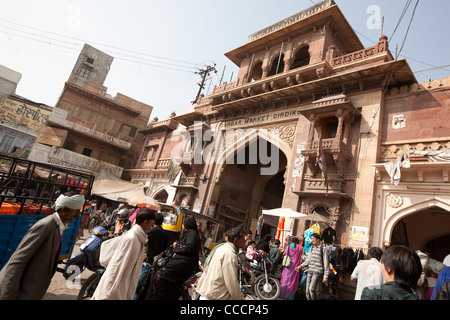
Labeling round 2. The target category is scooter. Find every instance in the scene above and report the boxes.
[63,225,109,280]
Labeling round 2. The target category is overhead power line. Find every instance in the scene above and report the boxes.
[396,0,420,59]
[389,0,413,42]
[0,18,199,68]
[0,25,197,74]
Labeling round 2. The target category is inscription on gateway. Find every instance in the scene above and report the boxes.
[223,107,303,129]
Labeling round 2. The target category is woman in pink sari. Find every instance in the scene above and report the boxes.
[280,236,303,300]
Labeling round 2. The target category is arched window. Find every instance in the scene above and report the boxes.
[268,54,285,77]
[249,61,263,82]
[292,45,310,69]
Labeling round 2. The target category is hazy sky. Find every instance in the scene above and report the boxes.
[0,0,448,122]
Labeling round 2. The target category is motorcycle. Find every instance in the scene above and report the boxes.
[62,225,109,300]
[87,210,106,233]
[134,254,205,300]
[248,250,281,300]
[180,258,205,300]
[238,253,258,300]
[64,225,109,281]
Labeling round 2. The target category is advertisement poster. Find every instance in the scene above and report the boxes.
[350,226,369,249]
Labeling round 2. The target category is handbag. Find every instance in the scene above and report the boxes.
[153,245,174,268]
[282,243,291,267]
[282,254,291,267]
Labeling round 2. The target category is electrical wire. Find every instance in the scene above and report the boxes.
[0,25,197,75]
[396,0,420,59]
[0,18,199,67]
[389,0,412,42]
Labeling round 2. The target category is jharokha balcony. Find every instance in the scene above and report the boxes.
[208,36,391,113]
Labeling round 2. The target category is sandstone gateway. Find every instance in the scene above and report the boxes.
[128,0,450,291]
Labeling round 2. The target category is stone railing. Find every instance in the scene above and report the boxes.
[380,139,450,160]
[68,115,133,143]
[156,158,171,169]
[179,175,199,188]
[331,35,389,67]
[211,81,238,94]
[303,176,346,194]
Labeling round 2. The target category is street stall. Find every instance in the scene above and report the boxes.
[262,208,307,249]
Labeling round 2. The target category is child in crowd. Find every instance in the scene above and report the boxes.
[246,240,257,261]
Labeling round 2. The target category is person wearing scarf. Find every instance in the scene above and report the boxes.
[0,192,85,299]
[92,208,156,300]
[281,236,303,300]
[145,216,200,300]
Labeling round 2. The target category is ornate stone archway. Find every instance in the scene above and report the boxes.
[376,193,450,249]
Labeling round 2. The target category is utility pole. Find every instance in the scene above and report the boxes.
[192,63,217,104]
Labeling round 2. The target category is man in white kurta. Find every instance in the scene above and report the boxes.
[351,246,385,300]
[93,209,155,300]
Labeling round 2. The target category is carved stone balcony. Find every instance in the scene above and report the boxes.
[177,173,200,189]
[302,137,352,174]
[296,173,348,198]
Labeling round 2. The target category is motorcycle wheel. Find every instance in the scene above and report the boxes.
[254,275,281,300]
[244,293,258,300]
[77,271,102,300]
[242,287,258,300]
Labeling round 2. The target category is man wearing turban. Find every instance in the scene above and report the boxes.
[0,192,85,299]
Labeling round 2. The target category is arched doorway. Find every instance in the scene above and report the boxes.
[153,187,169,203]
[250,61,263,81]
[388,204,450,261]
[259,169,286,237]
[211,134,288,240]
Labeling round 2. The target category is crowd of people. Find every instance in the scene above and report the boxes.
[0,194,449,301]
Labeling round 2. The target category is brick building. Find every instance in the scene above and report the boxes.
[28,44,153,178]
[126,114,182,203]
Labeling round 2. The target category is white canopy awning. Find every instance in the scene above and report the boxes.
[262,208,307,219]
[92,169,145,202]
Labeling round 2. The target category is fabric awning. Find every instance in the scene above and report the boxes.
[92,169,145,202]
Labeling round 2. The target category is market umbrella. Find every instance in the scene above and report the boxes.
[129,195,160,211]
[262,208,307,219]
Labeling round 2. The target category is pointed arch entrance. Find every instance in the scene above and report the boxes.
[383,199,450,259]
[208,129,290,239]
[151,186,169,203]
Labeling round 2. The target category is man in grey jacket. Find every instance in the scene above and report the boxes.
[299,232,329,300]
[0,192,85,300]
